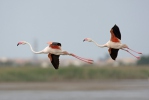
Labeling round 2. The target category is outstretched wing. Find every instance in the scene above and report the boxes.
[108,48,119,60]
[110,24,121,42]
[48,53,60,69]
[111,24,121,40]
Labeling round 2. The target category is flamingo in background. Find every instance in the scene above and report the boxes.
[17,41,93,69]
[83,24,142,60]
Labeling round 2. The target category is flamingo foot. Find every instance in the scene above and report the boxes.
[125,50,141,60]
[127,48,142,55]
[136,57,140,60]
[138,52,142,54]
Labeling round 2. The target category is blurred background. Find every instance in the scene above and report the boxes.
[0,0,149,100]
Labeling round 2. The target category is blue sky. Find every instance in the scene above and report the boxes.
[0,0,149,60]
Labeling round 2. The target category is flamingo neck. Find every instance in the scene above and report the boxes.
[26,42,43,54]
[91,40,106,48]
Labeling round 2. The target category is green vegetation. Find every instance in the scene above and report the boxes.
[137,55,149,65]
[0,66,149,82]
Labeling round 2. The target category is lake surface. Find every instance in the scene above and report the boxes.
[0,89,149,100]
[0,80,149,100]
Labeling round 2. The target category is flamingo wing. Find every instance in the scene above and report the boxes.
[48,53,60,69]
[108,48,119,60]
[111,24,121,40]
[110,25,121,42]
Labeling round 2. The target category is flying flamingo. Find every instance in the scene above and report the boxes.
[83,24,142,60]
[17,41,93,69]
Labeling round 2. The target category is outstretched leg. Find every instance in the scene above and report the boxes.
[70,54,93,64]
[72,54,93,61]
[121,49,140,59]
[127,48,142,54]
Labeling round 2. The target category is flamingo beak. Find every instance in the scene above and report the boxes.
[17,42,22,46]
[83,39,86,42]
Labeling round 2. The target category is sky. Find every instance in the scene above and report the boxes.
[0,0,149,61]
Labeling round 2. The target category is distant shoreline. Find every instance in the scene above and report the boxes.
[0,80,149,90]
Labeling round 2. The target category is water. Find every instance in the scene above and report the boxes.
[0,80,149,100]
[0,89,149,100]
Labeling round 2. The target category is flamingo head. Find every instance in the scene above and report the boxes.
[83,38,92,42]
[17,41,27,46]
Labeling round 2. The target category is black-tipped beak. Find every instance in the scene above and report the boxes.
[83,39,85,42]
[17,43,19,46]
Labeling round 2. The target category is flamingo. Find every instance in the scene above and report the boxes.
[17,41,93,69]
[83,24,142,60]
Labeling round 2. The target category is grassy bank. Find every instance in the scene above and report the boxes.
[0,66,149,82]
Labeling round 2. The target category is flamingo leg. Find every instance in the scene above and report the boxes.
[73,56,93,64]
[121,49,140,59]
[72,55,93,64]
[71,54,93,64]
[74,56,92,64]
[72,54,93,61]
[127,48,142,54]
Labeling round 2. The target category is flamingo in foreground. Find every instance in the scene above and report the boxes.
[17,41,93,69]
[83,24,142,60]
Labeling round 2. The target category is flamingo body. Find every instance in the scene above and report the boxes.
[83,24,142,60]
[17,41,93,69]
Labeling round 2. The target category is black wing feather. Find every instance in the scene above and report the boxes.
[109,49,119,60]
[51,42,61,47]
[112,24,121,40]
[51,54,60,69]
